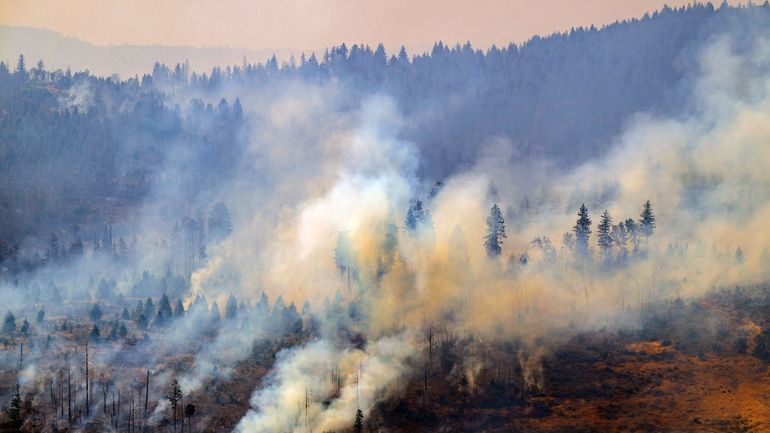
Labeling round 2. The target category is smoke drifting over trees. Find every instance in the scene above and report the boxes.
[1,3,770,433]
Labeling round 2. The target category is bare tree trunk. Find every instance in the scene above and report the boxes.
[118,390,121,432]
[67,367,72,424]
[102,375,108,415]
[144,370,149,418]
[85,338,89,417]
[180,394,184,433]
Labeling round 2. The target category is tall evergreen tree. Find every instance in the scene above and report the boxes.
[404,198,431,232]
[639,200,656,244]
[174,299,185,318]
[167,379,183,433]
[159,293,173,319]
[8,382,22,429]
[89,303,103,321]
[597,210,614,259]
[15,54,25,76]
[572,204,592,259]
[144,297,156,319]
[225,294,238,320]
[3,311,15,334]
[484,204,506,257]
[353,408,364,433]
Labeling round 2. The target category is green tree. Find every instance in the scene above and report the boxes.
[572,204,592,259]
[225,294,238,320]
[353,408,364,433]
[144,297,156,319]
[89,303,103,321]
[15,54,26,76]
[597,210,614,259]
[90,324,101,340]
[137,314,148,330]
[159,293,173,321]
[167,379,183,433]
[3,311,15,334]
[174,299,185,318]
[20,318,29,335]
[484,204,506,258]
[639,200,656,246]
[7,382,22,429]
[36,309,45,324]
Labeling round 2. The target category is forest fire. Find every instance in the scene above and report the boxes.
[2,2,770,433]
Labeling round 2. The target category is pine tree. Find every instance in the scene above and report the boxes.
[573,204,592,259]
[144,297,155,319]
[90,324,100,340]
[90,303,103,321]
[597,210,614,259]
[639,200,656,245]
[353,408,364,433]
[36,309,45,324]
[8,382,22,428]
[167,379,183,433]
[174,299,185,318]
[3,311,16,334]
[15,54,26,76]
[404,198,431,232]
[484,204,506,257]
[159,293,173,320]
[137,314,148,330]
[225,295,238,320]
[20,318,29,335]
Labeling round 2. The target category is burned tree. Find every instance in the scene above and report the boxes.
[184,404,196,433]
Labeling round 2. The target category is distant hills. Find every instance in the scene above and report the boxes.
[0,25,290,77]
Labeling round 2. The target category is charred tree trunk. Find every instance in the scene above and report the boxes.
[85,338,89,417]
[144,370,149,418]
[67,367,72,424]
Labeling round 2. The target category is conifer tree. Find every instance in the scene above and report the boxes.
[159,293,173,320]
[167,379,183,433]
[89,303,103,321]
[639,200,656,246]
[3,311,16,334]
[484,204,507,257]
[573,204,592,259]
[225,294,238,320]
[353,408,364,433]
[597,210,614,259]
[175,299,185,318]
[8,382,22,429]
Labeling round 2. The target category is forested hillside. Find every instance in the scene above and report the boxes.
[0,2,768,251]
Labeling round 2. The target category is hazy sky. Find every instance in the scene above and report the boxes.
[0,0,743,53]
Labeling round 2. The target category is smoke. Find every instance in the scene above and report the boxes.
[236,333,413,433]
[229,35,770,432]
[3,22,770,433]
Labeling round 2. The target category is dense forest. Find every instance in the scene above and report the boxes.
[1,3,769,251]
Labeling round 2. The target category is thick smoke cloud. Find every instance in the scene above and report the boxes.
[226,35,770,433]
[3,22,770,433]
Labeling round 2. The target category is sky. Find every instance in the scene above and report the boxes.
[0,0,745,53]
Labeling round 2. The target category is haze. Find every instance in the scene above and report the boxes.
[0,0,743,52]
